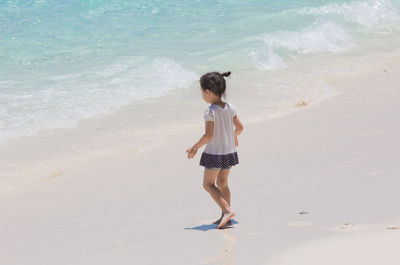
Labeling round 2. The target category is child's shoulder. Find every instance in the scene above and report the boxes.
[226,102,235,108]
[207,102,236,113]
[226,102,236,110]
[208,102,235,108]
[226,102,237,116]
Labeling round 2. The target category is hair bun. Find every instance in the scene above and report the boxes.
[221,71,231,77]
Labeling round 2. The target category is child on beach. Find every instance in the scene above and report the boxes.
[186,71,244,229]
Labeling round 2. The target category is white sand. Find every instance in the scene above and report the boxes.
[0,54,399,265]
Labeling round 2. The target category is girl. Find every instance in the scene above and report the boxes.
[186,71,244,229]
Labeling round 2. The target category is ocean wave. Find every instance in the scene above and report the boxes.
[249,46,288,71]
[249,0,400,70]
[0,56,197,143]
[251,21,355,70]
[264,21,355,54]
[298,0,400,30]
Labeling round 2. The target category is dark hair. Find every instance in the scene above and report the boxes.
[200,71,231,98]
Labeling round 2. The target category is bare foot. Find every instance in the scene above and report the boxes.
[213,212,232,225]
[218,211,235,229]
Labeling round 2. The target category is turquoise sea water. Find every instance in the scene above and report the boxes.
[1,0,400,143]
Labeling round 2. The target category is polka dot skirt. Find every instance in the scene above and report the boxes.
[199,152,239,168]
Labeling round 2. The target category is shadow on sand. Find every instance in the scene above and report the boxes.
[184,219,238,231]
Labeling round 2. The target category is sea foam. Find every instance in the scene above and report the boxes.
[249,0,400,70]
[299,0,400,30]
[0,57,197,144]
[1,0,400,144]
[252,21,355,70]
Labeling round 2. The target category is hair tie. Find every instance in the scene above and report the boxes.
[221,71,231,77]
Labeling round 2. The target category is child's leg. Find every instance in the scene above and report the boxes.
[216,169,231,206]
[203,169,233,214]
[214,168,233,224]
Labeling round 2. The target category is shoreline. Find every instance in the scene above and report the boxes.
[0,52,399,264]
[1,50,398,194]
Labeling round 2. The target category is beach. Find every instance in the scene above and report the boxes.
[1,53,399,264]
[1,1,400,264]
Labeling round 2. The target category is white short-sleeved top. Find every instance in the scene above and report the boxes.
[203,102,237,155]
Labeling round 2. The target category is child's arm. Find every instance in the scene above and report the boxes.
[233,115,244,146]
[186,121,214,159]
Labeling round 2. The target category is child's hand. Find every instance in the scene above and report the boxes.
[186,146,198,159]
[235,136,239,146]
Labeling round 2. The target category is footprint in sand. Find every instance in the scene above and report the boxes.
[365,171,382,176]
[339,223,356,229]
[286,221,312,227]
[329,223,400,231]
[333,223,377,231]
[386,227,400,230]
[40,171,63,182]
[296,101,308,107]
